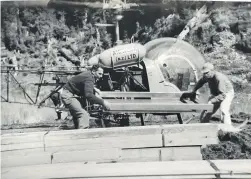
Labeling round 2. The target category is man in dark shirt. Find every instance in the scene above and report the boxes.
[192,63,234,126]
[61,65,110,129]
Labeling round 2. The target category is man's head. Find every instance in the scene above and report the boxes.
[201,62,214,78]
[91,65,104,80]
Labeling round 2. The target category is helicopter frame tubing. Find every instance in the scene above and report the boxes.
[1,66,37,104]
[0,65,81,107]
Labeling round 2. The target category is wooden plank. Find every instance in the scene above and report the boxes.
[162,123,218,147]
[1,142,44,152]
[1,126,162,153]
[120,147,202,162]
[107,99,180,103]
[1,152,52,168]
[107,101,213,113]
[2,160,251,179]
[1,148,45,157]
[1,131,48,155]
[92,176,251,179]
[213,159,251,175]
[161,147,202,161]
[52,148,120,164]
[164,135,218,147]
[165,137,218,147]
[1,132,45,145]
[1,131,47,137]
[162,123,218,136]
[106,99,194,104]
[43,124,216,140]
[44,134,162,152]
[1,160,216,179]
[67,176,215,179]
[100,92,183,98]
[119,148,160,162]
[44,125,162,141]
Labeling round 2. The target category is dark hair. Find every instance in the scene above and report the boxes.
[91,64,102,71]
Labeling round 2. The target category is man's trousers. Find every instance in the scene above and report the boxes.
[61,90,89,129]
[200,90,234,125]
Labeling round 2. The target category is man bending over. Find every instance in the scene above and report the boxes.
[192,62,234,126]
[61,65,110,129]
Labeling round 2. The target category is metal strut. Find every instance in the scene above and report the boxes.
[37,84,64,108]
[9,71,36,104]
[35,70,45,104]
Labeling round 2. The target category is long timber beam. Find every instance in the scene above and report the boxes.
[103,98,213,113]
[99,92,212,113]
[2,159,251,179]
[100,91,184,98]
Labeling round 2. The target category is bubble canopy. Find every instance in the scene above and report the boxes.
[144,38,206,91]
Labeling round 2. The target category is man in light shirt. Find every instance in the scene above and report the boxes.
[192,62,234,126]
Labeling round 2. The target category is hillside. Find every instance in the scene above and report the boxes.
[1,1,251,85]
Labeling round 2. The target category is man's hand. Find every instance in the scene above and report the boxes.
[190,92,197,102]
[103,100,111,111]
[94,87,102,99]
[208,100,212,104]
[95,93,102,99]
[94,87,101,95]
[180,91,198,103]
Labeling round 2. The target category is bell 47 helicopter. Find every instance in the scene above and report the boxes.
[83,37,212,126]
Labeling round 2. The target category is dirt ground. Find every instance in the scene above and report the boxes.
[202,125,251,159]
[202,113,251,160]
[1,112,251,160]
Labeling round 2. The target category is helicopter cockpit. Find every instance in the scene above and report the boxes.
[143,37,206,93]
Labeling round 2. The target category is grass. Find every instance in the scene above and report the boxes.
[231,93,251,115]
[1,102,57,126]
[1,71,61,126]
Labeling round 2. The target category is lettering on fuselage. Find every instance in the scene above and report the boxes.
[112,48,139,62]
[116,53,137,62]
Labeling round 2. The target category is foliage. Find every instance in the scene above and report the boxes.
[134,14,187,44]
[1,5,19,50]
[185,3,251,94]
[1,1,251,93]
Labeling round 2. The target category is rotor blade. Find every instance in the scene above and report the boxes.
[48,0,104,8]
[95,23,115,27]
[4,0,172,8]
[1,0,50,7]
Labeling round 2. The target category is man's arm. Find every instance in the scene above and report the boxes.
[94,87,101,95]
[192,77,207,93]
[94,86,102,99]
[84,80,105,105]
